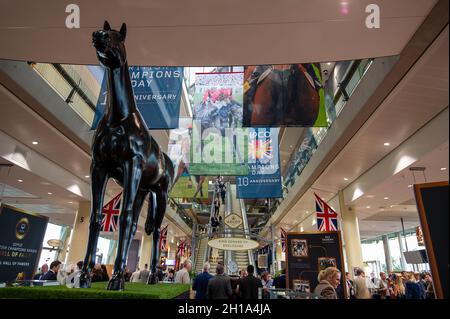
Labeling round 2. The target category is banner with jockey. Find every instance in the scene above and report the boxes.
[243,63,328,127]
[93,66,184,130]
[167,117,209,199]
[190,72,249,176]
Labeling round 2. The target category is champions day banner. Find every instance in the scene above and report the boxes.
[243,63,328,127]
[236,128,282,199]
[0,204,48,282]
[189,72,248,176]
[168,117,209,199]
[92,67,184,129]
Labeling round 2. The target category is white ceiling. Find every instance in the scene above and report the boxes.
[0,0,438,66]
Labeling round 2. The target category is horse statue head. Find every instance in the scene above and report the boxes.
[92,21,127,69]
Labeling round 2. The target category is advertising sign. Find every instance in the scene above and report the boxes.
[243,63,328,127]
[190,72,248,175]
[224,213,243,229]
[236,128,282,198]
[0,204,48,282]
[93,66,183,130]
[168,117,208,199]
[208,237,259,251]
[286,231,346,297]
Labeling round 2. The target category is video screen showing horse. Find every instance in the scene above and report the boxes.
[243,64,328,127]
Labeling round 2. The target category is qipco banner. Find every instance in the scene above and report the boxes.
[236,128,282,199]
[92,67,184,130]
[189,72,248,176]
[0,204,48,282]
[243,63,328,127]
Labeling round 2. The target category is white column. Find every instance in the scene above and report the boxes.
[138,233,153,271]
[339,191,364,275]
[382,235,393,273]
[66,201,90,265]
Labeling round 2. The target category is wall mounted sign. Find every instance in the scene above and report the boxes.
[0,204,48,282]
[224,213,243,229]
[208,237,259,251]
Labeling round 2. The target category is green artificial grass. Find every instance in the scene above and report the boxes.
[0,282,190,299]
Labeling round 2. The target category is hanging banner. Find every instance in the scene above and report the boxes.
[236,128,282,199]
[286,231,346,297]
[0,204,48,282]
[100,192,122,233]
[168,118,208,199]
[92,66,183,130]
[243,63,328,127]
[190,72,248,176]
[314,193,339,232]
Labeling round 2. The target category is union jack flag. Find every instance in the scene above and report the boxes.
[280,227,287,253]
[177,240,187,257]
[315,193,339,232]
[159,225,169,251]
[100,192,122,232]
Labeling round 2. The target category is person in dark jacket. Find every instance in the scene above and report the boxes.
[237,265,263,299]
[33,263,49,280]
[41,260,61,281]
[272,269,286,289]
[207,264,232,299]
[100,264,110,281]
[193,262,214,299]
[405,272,425,299]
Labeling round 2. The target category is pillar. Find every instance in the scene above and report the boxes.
[138,233,153,271]
[106,240,117,265]
[66,201,90,265]
[339,191,364,275]
[382,235,393,273]
[397,232,407,270]
[57,226,71,264]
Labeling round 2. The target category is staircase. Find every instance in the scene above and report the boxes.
[209,249,224,275]
[194,236,209,274]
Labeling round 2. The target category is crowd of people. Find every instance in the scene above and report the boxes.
[342,268,435,300]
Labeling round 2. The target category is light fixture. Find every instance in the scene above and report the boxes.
[344,178,349,181]
[68,201,73,204]
[441,167,447,171]
[383,142,390,146]
[17,179,23,182]
[85,175,90,178]
[366,206,371,209]
[366,195,375,198]
[383,197,389,200]
[32,141,39,145]
[47,192,53,195]
[408,184,413,188]
[327,62,332,66]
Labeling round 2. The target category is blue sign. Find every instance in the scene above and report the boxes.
[92,66,184,130]
[236,128,282,199]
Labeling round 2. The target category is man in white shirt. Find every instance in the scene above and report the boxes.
[353,269,372,299]
[175,260,192,284]
[130,267,141,283]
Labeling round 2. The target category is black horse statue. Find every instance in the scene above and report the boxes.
[80,21,174,290]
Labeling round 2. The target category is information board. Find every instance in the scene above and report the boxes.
[285,231,345,297]
[0,204,48,282]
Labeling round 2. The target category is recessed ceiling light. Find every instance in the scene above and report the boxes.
[366,195,375,198]
[383,142,390,146]
[390,205,395,208]
[68,201,73,204]
[327,62,332,66]
[32,141,39,145]
[384,197,389,200]
[441,167,447,171]
[344,178,349,181]
[47,192,53,195]
[289,145,293,149]
[366,206,371,209]
[408,184,413,188]
[17,179,23,182]
[85,175,90,178]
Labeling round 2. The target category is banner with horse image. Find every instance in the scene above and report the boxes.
[243,63,328,127]
[236,128,283,199]
[189,72,249,176]
[92,66,183,130]
[167,117,208,199]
